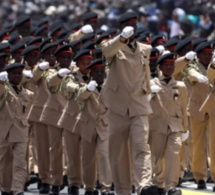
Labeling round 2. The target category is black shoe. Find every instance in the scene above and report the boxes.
[132,185,135,193]
[29,172,40,184]
[176,178,182,187]
[110,183,114,191]
[93,190,99,195]
[68,186,79,195]
[49,186,59,195]
[24,182,29,191]
[17,193,24,195]
[38,179,42,190]
[107,192,115,195]
[158,188,166,195]
[39,183,50,194]
[140,185,158,195]
[167,188,182,195]
[63,175,68,186]
[101,191,108,195]
[84,191,94,195]
[1,192,13,195]
[213,185,215,192]
[96,180,100,189]
[197,180,206,189]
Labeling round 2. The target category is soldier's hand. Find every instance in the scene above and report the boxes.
[23,70,33,78]
[121,26,134,39]
[87,80,98,91]
[212,57,215,65]
[69,61,76,72]
[156,45,165,55]
[185,51,196,61]
[197,75,208,84]
[39,61,49,70]
[81,25,94,34]
[182,131,189,141]
[0,71,8,82]
[58,68,71,77]
[150,85,162,93]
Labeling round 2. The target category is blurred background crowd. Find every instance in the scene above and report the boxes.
[0,0,215,39]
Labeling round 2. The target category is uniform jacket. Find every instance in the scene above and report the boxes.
[200,63,215,116]
[100,35,152,117]
[69,29,84,42]
[28,65,50,123]
[58,69,90,134]
[187,60,210,120]
[74,84,109,143]
[0,82,33,142]
[39,67,68,127]
[149,77,188,134]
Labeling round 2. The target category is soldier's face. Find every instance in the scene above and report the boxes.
[25,51,40,66]
[12,53,22,63]
[8,68,23,86]
[0,56,8,72]
[43,47,56,67]
[149,59,158,73]
[76,58,92,76]
[90,66,106,86]
[197,50,213,67]
[159,61,175,77]
[57,53,73,68]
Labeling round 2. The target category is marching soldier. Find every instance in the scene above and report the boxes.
[187,42,213,189]
[200,58,215,192]
[58,49,92,195]
[73,59,113,195]
[0,63,34,195]
[149,53,188,195]
[28,42,58,193]
[40,45,74,195]
[100,12,157,195]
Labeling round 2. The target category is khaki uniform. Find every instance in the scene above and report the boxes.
[149,77,188,191]
[22,69,38,176]
[69,29,84,42]
[28,66,51,184]
[58,70,90,188]
[101,35,152,195]
[187,60,210,182]
[199,63,215,181]
[0,82,33,194]
[173,56,193,178]
[74,84,112,192]
[40,68,67,186]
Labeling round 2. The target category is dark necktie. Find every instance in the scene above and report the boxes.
[82,76,89,82]
[127,42,136,52]
[97,86,102,92]
[12,85,22,95]
[163,77,171,84]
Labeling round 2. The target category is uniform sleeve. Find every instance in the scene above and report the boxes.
[101,35,126,60]
[0,83,5,98]
[173,56,188,77]
[69,29,84,42]
[21,74,30,86]
[76,85,92,101]
[187,67,203,83]
[32,65,43,82]
[181,85,188,132]
[144,45,152,93]
[46,72,62,89]
[207,63,215,84]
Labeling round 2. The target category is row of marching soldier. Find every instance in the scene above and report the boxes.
[0,10,215,195]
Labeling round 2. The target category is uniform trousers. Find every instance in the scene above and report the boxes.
[190,116,215,182]
[34,122,50,184]
[0,139,28,195]
[63,130,82,187]
[149,131,182,191]
[108,111,152,195]
[48,125,63,186]
[81,134,112,192]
